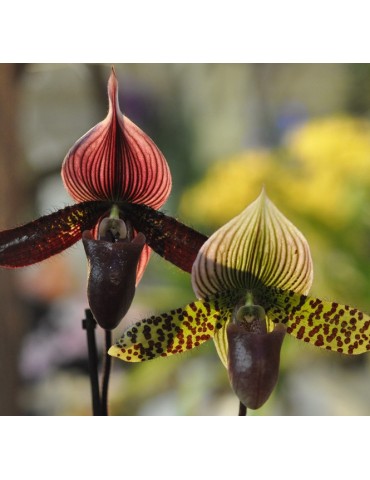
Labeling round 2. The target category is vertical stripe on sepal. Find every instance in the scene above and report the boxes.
[192,189,313,299]
[62,68,171,209]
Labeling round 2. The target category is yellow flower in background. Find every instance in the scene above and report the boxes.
[180,115,370,231]
[180,150,277,228]
[288,116,370,176]
[284,115,370,227]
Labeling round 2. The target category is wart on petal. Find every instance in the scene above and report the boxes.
[192,189,313,299]
[61,68,172,208]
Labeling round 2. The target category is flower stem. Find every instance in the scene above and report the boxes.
[101,329,112,416]
[238,401,247,416]
[82,309,101,416]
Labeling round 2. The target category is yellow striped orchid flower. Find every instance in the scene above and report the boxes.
[110,190,370,409]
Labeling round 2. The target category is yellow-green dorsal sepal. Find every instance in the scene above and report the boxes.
[109,291,241,362]
[266,287,370,354]
[192,189,313,299]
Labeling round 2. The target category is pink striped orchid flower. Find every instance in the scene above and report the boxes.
[0,69,206,329]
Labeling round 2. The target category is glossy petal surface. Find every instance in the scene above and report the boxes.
[192,189,313,299]
[0,201,110,268]
[109,292,239,362]
[83,231,146,329]
[227,322,286,409]
[62,69,171,208]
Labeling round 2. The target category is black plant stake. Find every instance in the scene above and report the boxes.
[82,309,101,415]
[82,311,113,416]
[101,330,113,416]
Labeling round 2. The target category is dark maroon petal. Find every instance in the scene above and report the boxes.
[0,201,110,268]
[94,213,151,285]
[227,322,286,410]
[61,68,172,208]
[119,203,208,273]
[83,231,145,329]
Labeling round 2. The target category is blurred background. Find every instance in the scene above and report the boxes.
[0,63,369,416]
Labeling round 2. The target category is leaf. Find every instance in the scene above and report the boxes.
[0,201,110,268]
[266,287,370,354]
[109,292,240,362]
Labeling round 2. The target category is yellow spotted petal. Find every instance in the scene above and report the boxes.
[266,287,370,354]
[109,292,240,362]
[192,189,313,299]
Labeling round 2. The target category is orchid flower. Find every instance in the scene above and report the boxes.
[109,190,370,409]
[0,68,206,329]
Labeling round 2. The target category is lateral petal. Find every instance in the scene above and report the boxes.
[266,287,370,354]
[109,292,239,362]
[0,201,110,268]
[120,202,208,273]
